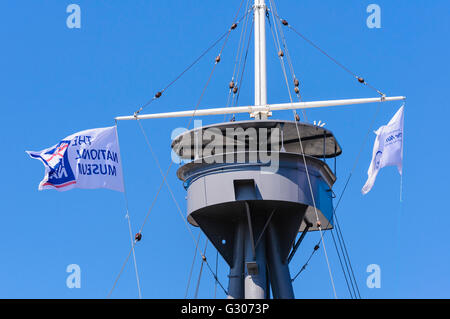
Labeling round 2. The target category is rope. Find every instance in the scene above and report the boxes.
[124,209,142,299]
[332,211,361,298]
[267,10,338,299]
[267,0,307,121]
[214,249,219,299]
[233,16,254,109]
[225,0,253,121]
[291,245,317,282]
[134,4,251,116]
[291,101,384,297]
[330,228,355,298]
[267,0,337,298]
[185,231,201,298]
[194,238,209,299]
[137,120,229,296]
[108,10,240,295]
[107,243,134,298]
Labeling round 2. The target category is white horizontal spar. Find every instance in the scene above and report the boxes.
[115,96,406,121]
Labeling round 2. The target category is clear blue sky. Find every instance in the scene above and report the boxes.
[1,0,449,299]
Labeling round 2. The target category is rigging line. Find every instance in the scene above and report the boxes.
[234,16,254,109]
[137,120,196,244]
[330,227,356,299]
[137,1,242,233]
[332,211,361,298]
[226,0,252,121]
[291,246,316,282]
[214,249,219,299]
[273,13,385,97]
[137,120,229,296]
[293,116,338,300]
[124,197,142,299]
[232,0,252,84]
[107,244,134,298]
[271,22,337,298]
[269,0,295,79]
[235,2,252,85]
[134,31,228,116]
[135,5,251,116]
[271,4,308,121]
[194,238,209,299]
[322,100,383,232]
[266,1,307,121]
[225,1,251,121]
[224,89,234,122]
[115,122,142,299]
[107,152,168,298]
[328,103,406,298]
[185,231,202,299]
[224,3,249,121]
[204,255,228,295]
[290,96,338,298]
[107,170,167,298]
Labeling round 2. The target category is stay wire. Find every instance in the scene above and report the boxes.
[330,228,356,299]
[265,0,337,298]
[185,231,202,299]
[194,238,209,299]
[267,0,307,121]
[273,13,385,97]
[128,3,245,293]
[225,1,252,121]
[233,17,254,109]
[109,123,142,299]
[108,1,252,298]
[332,211,362,298]
[137,111,229,297]
[214,249,219,299]
[108,32,228,298]
[291,246,316,282]
[271,24,338,299]
[137,120,228,296]
[291,102,383,297]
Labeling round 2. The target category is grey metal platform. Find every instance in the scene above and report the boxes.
[172,120,341,299]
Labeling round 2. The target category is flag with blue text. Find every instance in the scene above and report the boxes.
[362,105,404,195]
[26,126,124,192]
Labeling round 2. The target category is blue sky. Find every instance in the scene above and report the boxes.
[1,0,449,299]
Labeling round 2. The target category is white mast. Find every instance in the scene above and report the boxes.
[253,0,268,119]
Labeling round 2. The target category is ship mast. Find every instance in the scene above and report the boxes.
[253,0,268,119]
[113,0,406,300]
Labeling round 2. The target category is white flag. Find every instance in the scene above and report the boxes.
[362,105,404,195]
[26,126,124,192]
